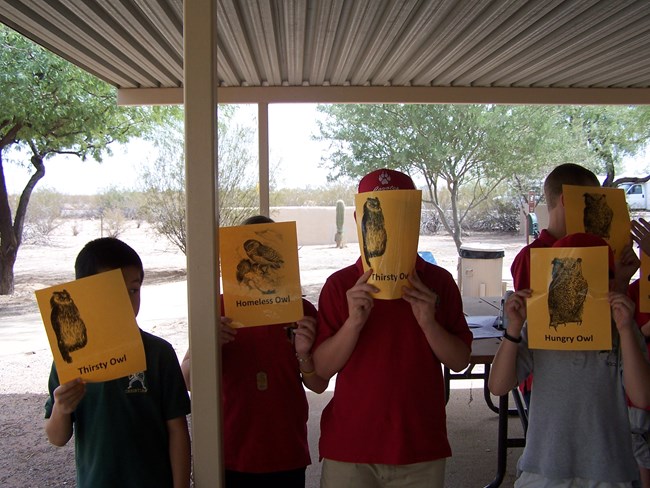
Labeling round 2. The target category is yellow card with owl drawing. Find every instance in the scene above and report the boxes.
[35,269,146,384]
[220,221,303,327]
[527,246,611,350]
[563,184,630,260]
[354,189,422,300]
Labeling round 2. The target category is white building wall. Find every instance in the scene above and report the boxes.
[270,206,358,246]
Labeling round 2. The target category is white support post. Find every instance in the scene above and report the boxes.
[184,0,223,486]
[258,102,270,217]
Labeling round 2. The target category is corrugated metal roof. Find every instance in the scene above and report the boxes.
[1,0,650,103]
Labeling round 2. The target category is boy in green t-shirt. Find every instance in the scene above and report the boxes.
[44,237,191,488]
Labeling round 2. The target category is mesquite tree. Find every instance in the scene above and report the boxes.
[0,26,171,294]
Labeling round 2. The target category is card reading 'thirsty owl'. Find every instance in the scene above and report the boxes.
[354,189,422,300]
[35,269,146,384]
[528,246,611,350]
[563,184,630,260]
[220,221,303,327]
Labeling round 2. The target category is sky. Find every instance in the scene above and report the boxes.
[621,147,650,177]
[267,104,331,188]
[4,104,331,195]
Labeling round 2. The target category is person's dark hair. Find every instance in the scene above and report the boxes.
[75,237,144,280]
[543,163,600,209]
[240,215,275,225]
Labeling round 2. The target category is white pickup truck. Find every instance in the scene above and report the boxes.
[620,181,650,210]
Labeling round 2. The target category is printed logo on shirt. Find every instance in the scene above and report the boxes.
[125,371,148,393]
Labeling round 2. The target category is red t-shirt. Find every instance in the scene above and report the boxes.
[221,298,316,472]
[314,257,472,464]
[510,229,558,291]
[510,229,557,394]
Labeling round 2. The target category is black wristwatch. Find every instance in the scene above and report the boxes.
[503,331,522,343]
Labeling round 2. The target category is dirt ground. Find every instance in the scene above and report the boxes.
[0,219,527,487]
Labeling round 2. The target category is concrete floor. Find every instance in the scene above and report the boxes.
[304,386,523,488]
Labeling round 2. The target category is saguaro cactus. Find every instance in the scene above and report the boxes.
[335,199,345,248]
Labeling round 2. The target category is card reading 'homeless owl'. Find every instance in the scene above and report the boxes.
[528,246,611,350]
[35,269,146,384]
[354,189,422,300]
[563,184,630,260]
[220,221,303,327]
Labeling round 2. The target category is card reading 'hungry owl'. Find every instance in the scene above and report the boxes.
[354,189,422,300]
[528,246,611,350]
[220,221,303,327]
[563,184,630,260]
[35,269,146,384]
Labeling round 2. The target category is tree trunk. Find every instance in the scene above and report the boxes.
[599,153,614,187]
[0,125,23,294]
[0,245,17,295]
[0,150,45,295]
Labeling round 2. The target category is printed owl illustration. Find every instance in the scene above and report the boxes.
[50,289,88,363]
[583,193,613,239]
[236,258,276,294]
[243,239,284,274]
[361,197,388,267]
[548,257,588,330]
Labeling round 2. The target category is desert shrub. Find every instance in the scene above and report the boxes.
[420,208,442,235]
[464,197,519,233]
[95,187,142,220]
[21,188,64,244]
[101,208,127,238]
[63,195,101,219]
[139,107,262,255]
[271,181,356,206]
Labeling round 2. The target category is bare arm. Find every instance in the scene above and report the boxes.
[293,315,329,393]
[181,316,236,391]
[402,270,470,372]
[296,356,329,393]
[44,378,86,446]
[313,269,377,380]
[610,292,650,409]
[488,290,531,396]
[180,349,191,390]
[167,416,191,488]
[613,242,639,294]
[641,320,650,338]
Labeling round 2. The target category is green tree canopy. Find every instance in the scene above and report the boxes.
[0,25,174,294]
[560,105,650,187]
[316,104,583,250]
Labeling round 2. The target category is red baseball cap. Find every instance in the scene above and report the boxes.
[552,232,615,275]
[358,168,416,193]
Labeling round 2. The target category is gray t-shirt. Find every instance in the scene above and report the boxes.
[515,324,640,483]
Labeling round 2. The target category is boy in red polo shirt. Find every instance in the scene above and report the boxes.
[510,163,638,405]
[181,215,328,488]
[490,233,650,486]
[312,168,472,488]
[511,163,600,291]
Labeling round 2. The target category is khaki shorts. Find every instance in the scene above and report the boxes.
[629,406,650,469]
[320,458,446,488]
